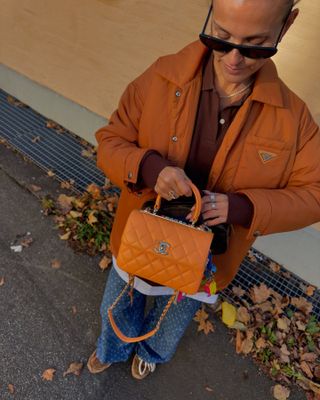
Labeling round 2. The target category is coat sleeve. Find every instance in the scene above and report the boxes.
[95,63,156,190]
[239,104,320,240]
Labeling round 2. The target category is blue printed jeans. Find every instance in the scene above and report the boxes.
[96,266,201,364]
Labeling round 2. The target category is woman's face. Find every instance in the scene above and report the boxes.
[211,0,294,84]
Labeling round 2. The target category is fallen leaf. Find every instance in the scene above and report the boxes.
[59,231,71,240]
[81,149,94,158]
[269,261,281,273]
[198,319,215,335]
[273,384,290,400]
[247,249,257,262]
[20,236,33,247]
[232,286,245,297]
[300,361,314,379]
[63,362,83,377]
[205,386,214,392]
[237,306,251,324]
[222,302,237,327]
[7,384,15,394]
[47,170,55,177]
[291,297,313,314]
[71,306,77,315]
[241,338,254,354]
[88,211,98,225]
[99,256,111,271]
[51,259,61,269]
[314,366,320,380]
[194,307,209,324]
[42,368,56,381]
[57,194,74,214]
[30,184,42,192]
[69,211,82,219]
[0,277,4,286]
[236,330,243,354]
[301,353,318,363]
[255,337,267,350]
[250,283,271,304]
[86,184,101,199]
[306,286,316,297]
[277,317,289,332]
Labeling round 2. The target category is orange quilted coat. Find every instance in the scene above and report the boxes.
[96,40,320,291]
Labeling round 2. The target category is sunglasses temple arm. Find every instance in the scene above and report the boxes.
[201,4,213,34]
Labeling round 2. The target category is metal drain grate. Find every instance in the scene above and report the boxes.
[0,89,105,193]
[0,88,319,318]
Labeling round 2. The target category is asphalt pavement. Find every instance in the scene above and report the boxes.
[0,144,305,400]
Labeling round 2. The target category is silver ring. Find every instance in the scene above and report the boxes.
[168,190,177,200]
[210,193,216,202]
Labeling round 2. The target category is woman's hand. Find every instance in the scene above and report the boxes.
[187,190,229,225]
[154,166,192,200]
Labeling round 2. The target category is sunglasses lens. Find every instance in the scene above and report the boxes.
[199,34,277,59]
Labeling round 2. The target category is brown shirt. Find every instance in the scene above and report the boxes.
[138,52,253,227]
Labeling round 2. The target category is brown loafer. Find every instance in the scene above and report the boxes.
[87,350,112,374]
[131,354,156,380]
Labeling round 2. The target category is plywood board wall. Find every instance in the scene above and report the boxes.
[0,0,319,121]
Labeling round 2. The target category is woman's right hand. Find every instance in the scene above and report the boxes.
[154,166,193,200]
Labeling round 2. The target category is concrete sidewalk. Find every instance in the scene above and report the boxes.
[0,144,305,400]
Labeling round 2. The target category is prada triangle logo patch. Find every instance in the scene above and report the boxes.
[258,150,278,164]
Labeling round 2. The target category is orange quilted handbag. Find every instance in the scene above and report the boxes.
[108,182,214,343]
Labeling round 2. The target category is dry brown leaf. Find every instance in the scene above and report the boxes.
[42,368,56,381]
[236,330,243,354]
[69,211,82,219]
[47,170,55,177]
[81,149,94,158]
[247,250,257,262]
[237,306,251,324]
[301,353,318,363]
[314,366,320,380]
[277,317,289,332]
[198,320,215,335]
[20,236,33,247]
[30,184,42,192]
[63,362,83,377]
[99,256,112,271]
[306,286,316,297]
[300,361,314,379]
[71,306,77,315]
[86,184,101,199]
[241,338,254,354]
[194,307,209,323]
[250,283,271,304]
[60,231,71,240]
[255,337,267,349]
[269,261,281,273]
[7,384,15,394]
[57,194,74,214]
[0,277,4,286]
[273,384,290,400]
[51,259,61,269]
[291,297,313,315]
[88,211,98,225]
[232,286,245,297]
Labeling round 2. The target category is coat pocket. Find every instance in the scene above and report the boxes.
[232,137,292,189]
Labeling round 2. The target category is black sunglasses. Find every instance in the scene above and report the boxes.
[199,4,292,59]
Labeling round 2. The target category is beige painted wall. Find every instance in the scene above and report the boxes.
[0,0,319,121]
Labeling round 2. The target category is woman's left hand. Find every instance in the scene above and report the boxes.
[187,190,229,226]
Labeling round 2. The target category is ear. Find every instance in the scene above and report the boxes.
[279,8,300,42]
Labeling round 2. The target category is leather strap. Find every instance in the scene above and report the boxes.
[107,276,177,343]
[154,182,202,224]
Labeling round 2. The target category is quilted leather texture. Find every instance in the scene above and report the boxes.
[117,210,213,295]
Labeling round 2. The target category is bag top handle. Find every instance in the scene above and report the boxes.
[153,182,202,224]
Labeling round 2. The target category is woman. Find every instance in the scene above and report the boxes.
[88,0,320,379]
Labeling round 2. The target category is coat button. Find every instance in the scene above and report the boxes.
[253,230,261,237]
[171,136,178,142]
[128,172,133,179]
[175,90,181,97]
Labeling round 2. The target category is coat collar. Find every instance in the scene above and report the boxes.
[155,40,285,108]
